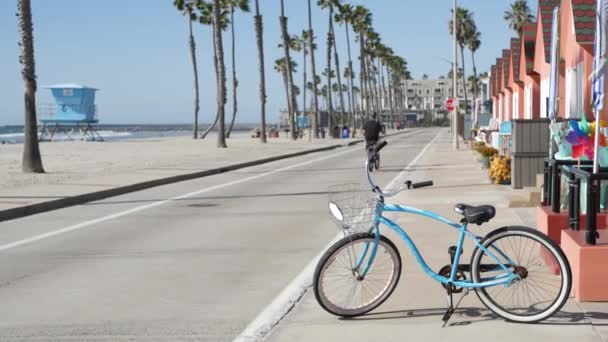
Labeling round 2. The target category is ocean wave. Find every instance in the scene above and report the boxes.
[0,133,24,138]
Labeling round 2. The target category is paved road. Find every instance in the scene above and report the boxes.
[0,128,440,341]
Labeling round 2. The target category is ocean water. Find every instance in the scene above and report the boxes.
[0,124,255,144]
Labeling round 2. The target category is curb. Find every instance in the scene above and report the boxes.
[0,129,414,223]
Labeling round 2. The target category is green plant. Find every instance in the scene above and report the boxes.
[478,145,498,157]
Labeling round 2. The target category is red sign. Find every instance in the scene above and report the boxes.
[445,98,455,111]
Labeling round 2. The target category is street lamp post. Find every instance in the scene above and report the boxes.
[452,0,459,149]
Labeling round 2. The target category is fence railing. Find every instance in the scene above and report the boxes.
[564,165,608,245]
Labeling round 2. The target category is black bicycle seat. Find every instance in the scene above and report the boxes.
[454,204,496,225]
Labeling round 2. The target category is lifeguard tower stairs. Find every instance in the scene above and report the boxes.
[39,84,104,142]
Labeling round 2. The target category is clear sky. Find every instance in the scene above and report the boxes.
[0,1,537,125]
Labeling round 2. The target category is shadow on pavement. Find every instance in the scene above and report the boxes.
[342,307,608,327]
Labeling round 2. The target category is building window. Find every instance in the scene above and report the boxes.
[434,88,442,93]
[426,89,431,95]
[437,82,446,86]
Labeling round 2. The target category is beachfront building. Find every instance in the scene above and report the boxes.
[560,0,597,120]
[502,50,512,121]
[405,77,469,121]
[509,38,524,120]
[520,22,540,119]
[495,58,504,121]
[534,0,561,119]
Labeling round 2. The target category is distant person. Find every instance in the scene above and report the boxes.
[363,113,382,147]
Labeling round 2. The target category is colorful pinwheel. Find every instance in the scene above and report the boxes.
[565,116,607,160]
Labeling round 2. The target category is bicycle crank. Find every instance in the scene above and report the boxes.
[438,265,467,294]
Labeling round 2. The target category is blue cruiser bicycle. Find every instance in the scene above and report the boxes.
[313,141,572,324]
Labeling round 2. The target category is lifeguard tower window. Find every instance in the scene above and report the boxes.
[38,84,104,142]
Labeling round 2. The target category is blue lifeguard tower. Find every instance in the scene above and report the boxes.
[39,84,103,141]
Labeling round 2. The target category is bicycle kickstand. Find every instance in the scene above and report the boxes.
[442,286,469,328]
[442,286,455,327]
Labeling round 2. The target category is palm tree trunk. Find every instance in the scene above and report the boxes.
[226,4,238,138]
[254,0,267,143]
[279,0,297,140]
[405,78,409,110]
[302,48,307,136]
[307,0,319,138]
[383,64,392,127]
[367,57,377,115]
[344,23,356,136]
[213,0,227,148]
[331,22,345,127]
[372,58,381,118]
[281,71,291,124]
[460,45,468,136]
[201,23,220,139]
[17,0,44,173]
[471,49,478,127]
[325,4,334,136]
[359,36,368,122]
[188,9,200,139]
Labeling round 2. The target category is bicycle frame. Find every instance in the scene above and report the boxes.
[354,200,520,289]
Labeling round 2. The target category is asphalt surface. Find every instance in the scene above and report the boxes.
[0,128,440,341]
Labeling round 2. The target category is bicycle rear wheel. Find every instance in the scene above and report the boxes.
[471,227,572,323]
[314,233,401,317]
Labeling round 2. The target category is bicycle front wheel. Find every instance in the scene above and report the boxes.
[314,233,401,317]
[471,227,572,323]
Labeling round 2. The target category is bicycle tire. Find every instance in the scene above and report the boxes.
[470,226,572,323]
[314,233,402,317]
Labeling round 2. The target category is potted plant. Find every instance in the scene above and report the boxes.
[489,155,511,184]
[478,145,498,169]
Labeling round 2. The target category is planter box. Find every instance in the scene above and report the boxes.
[511,152,546,189]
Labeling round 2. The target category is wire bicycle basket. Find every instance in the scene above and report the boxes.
[328,184,379,233]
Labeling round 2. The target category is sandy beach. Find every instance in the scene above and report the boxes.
[0,131,361,195]
[0,132,370,210]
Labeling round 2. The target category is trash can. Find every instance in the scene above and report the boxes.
[342,126,350,139]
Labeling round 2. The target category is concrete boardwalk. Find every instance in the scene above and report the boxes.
[0,129,429,341]
[0,131,376,214]
[267,129,608,342]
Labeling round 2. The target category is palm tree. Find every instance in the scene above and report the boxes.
[293,32,310,134]
[318,0,339,136]
[225,0,250,138]
[275,57,298,128]
[351,5,372,121]
[468,29,481,118]
[449,7,475,124]
[174,0,203,139]
[307,0,320,138]
[335,3,357,135]
[504,0,535,36]
[279,0,298,140]
[199,2,229,139]
[253,0,267,143]
[17,0,43,173]
[213,0,227,147]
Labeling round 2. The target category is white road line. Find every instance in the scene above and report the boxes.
[385,128,443,191]
[234,128,444,342]
[0,146,364,252]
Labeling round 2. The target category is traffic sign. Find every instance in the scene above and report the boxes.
[445,98,455,111]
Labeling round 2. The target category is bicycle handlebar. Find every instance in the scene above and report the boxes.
[412,180,434,189]
[366,143,433,197]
